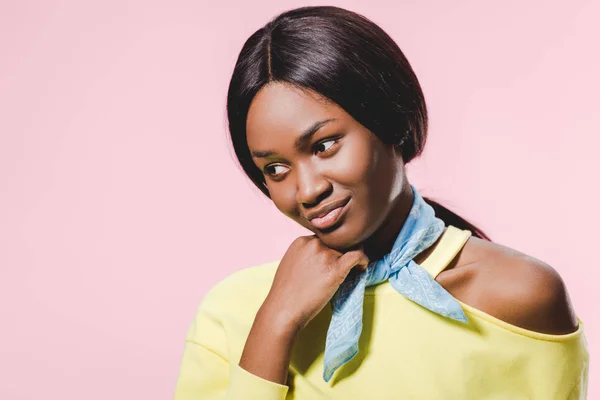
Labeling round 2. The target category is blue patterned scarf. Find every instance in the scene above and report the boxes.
[323,184,468,382]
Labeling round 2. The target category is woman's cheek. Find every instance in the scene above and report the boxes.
[270,180,302,219]
[329,144,374,186]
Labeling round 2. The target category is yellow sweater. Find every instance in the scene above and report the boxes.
[174,226,589,399]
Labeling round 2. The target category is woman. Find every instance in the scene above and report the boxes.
[174,6,588,399]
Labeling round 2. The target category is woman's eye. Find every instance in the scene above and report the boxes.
[264,164,288,177]
[315,139,337,154]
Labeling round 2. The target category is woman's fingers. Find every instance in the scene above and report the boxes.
[335,248,370,277]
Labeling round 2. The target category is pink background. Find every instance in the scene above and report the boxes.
[1,1,598,399]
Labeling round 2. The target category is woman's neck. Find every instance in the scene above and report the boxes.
[362,182,414,261]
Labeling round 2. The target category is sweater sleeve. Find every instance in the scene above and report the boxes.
[173,279,290,400]
[173,340,289,400]
[567,362,589,400]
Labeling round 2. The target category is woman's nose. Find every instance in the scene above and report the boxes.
[295,164,332,206]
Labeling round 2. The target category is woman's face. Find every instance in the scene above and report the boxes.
[246,82,408,251]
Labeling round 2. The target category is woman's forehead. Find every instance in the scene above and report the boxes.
[246,83,343,147]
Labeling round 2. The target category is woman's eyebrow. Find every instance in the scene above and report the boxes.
[251,118,337,159]
[294,118,336,150]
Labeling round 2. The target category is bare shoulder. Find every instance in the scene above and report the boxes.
[443,236,579,335]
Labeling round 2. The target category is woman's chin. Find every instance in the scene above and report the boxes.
[316,223,365,252]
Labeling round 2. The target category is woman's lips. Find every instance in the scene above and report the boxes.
[309,199,350,230]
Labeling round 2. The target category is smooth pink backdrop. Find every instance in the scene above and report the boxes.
[1,1,597,399]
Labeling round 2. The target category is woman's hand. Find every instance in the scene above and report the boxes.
[262,235,370,333]
[238,235,369,385]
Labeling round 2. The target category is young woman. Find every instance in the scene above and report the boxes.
[174,6,588,399]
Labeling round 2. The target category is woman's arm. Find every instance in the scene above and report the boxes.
[238,302,299,385]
